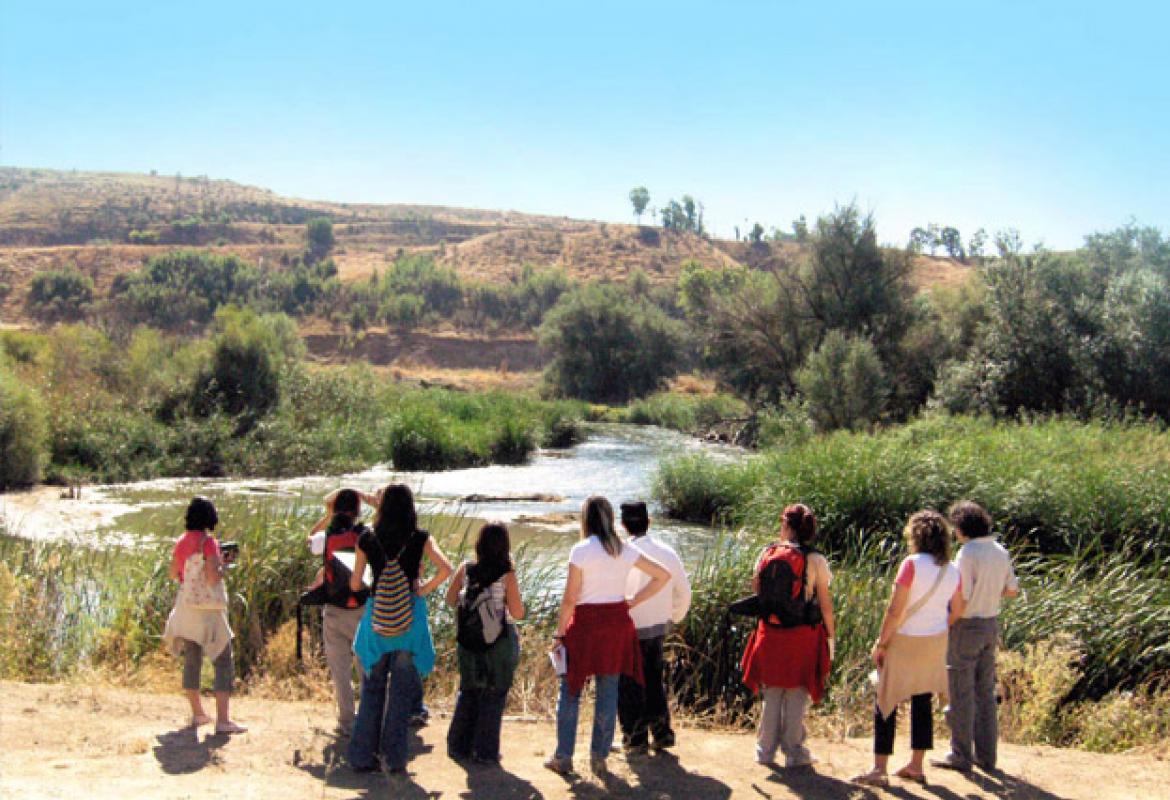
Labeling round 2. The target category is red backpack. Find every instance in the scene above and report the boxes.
[756,543,823,628]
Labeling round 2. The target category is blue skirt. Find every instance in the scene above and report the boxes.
[353,594,435,677]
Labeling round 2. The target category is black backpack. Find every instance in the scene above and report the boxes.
[456,563,506,653]
[756,543,823,628]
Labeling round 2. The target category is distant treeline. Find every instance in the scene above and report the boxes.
[17,210,1170,425]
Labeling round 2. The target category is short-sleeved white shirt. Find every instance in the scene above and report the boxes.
[569,535,640,605]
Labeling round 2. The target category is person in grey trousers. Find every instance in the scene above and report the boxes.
[933,501,1019,772]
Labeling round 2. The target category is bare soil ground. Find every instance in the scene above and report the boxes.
[1,681,1164,800]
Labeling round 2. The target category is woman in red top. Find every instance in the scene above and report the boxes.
[740,504,835,768]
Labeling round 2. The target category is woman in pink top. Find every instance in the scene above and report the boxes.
[853,510,964,787]
[162,497,246,734]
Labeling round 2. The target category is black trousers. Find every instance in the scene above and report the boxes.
[874,693,933,755]
[618,635,673,747]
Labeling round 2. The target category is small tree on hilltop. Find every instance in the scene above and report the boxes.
[629,187,650,224]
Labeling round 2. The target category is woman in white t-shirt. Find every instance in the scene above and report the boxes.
[544,496,670,777]
[853,510,965,787]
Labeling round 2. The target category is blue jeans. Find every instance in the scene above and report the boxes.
[347,650,422,770]
[555,674,619,761]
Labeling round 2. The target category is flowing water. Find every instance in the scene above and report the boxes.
[1,423,742,564]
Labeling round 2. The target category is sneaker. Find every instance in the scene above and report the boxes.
[590,756,608,775]
[930,753,972,772]
[543,756,574,776]
[623,742,649,757]
[785,754,818,769]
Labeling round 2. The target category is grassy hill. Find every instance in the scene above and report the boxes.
[0,166,970,325]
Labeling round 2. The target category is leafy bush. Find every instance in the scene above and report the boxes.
[796,331,888,431]
[539,284,685,403]
[0,368,48,488]
[25,265,94,322]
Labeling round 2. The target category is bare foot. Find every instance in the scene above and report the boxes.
[191,713,212,727]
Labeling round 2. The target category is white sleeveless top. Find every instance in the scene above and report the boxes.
[895,553,960,637]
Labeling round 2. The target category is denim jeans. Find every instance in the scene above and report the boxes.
[555,674,619,761]
[447,688,509,761]
[347,650,422,770]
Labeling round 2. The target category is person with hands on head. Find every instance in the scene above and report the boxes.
[162,496,246,735]
[852,510,965,788]
[544,496,670,778]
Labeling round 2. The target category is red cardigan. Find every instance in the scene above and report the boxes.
[563,601,643,695]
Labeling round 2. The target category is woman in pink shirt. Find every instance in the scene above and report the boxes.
[162,497,246,734]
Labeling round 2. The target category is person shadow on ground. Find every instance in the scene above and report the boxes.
[451,758,545,800]
[152,725,229,775]
[295,726,439,800]
[626,751,732,799]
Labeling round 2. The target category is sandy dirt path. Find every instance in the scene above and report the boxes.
[0,681,1165,799]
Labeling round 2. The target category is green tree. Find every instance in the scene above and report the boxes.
[939,227,965,260]
[190,307,303,431]
[796,331,887,431]
[539,284,684,403]
[306,217,335,263]
[26,266,94,323]
[629,187,650,224]
[748,223,765,245]
[0,366,48,488]
[792,215,809,242]
[968,228,988,260]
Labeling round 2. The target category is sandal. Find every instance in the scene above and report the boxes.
[851,770,890,787]
[895,766,926,784]
[215,721,248,735]
[191,713,212,727]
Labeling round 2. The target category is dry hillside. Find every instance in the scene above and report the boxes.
[0,166,970,325]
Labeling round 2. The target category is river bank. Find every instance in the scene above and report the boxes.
[2,681,1163,800]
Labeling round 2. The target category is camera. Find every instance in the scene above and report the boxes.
[220,541,240,567]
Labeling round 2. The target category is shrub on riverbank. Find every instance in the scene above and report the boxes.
[0,323,588,482]
[0,367,48,489]
[654,414,1170,554]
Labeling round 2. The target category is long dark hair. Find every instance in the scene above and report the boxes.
[581,496,621,557]
[373,483,418,555]
[327,488,361,536]
[474,521,513,582]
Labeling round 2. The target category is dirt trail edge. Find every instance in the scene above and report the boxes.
[0,682,1164,799]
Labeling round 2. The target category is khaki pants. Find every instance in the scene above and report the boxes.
[322,605,365,731]
[757,686,811,766]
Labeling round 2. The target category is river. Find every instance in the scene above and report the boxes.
[0,423,741,563]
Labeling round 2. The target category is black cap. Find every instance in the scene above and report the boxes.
[620,501,649,534]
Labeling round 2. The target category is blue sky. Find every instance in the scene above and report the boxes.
[2,0,1167,248]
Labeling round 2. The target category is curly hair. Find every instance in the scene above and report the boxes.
[904,509,951,565]
[948,500,992,539]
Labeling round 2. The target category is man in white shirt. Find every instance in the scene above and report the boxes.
[617,502,692,755]
[933,501,1019,773]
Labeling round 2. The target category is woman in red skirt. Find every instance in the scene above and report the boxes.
[741,503,835,768]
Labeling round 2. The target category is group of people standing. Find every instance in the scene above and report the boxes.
[162,489,1016,785]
